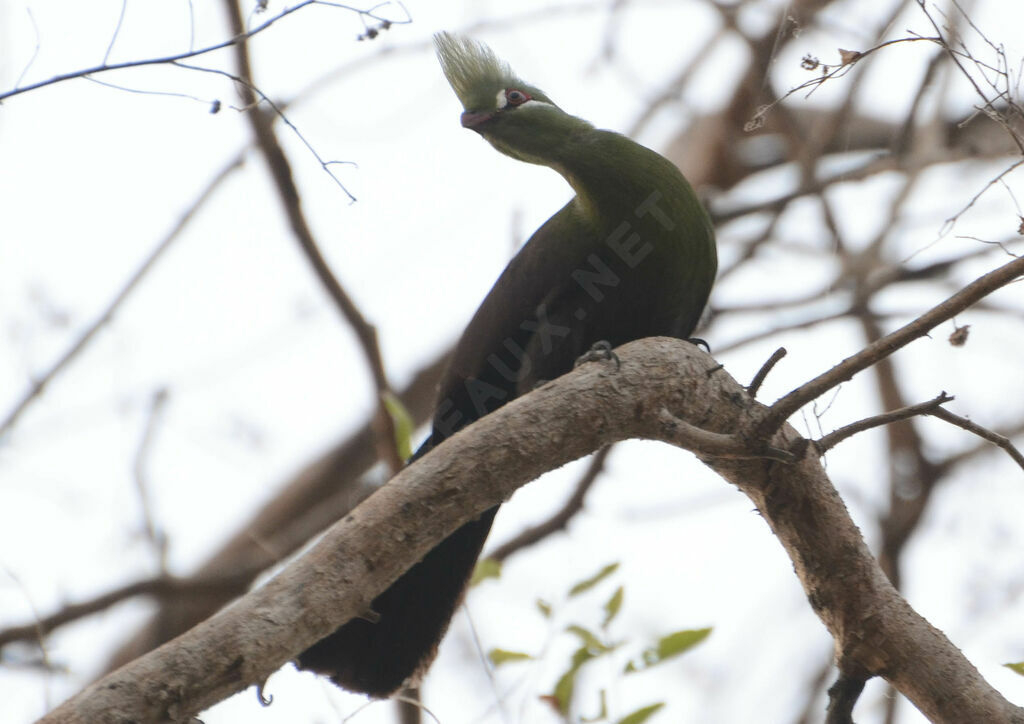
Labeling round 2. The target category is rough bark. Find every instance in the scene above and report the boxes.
[39,338,1024,724]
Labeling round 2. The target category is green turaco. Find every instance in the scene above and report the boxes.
[297,32,717,696]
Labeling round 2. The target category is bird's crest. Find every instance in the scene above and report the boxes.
[434,32,532,112]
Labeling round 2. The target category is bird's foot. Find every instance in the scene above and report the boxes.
[687,337,711,353]
[574,340,620,370]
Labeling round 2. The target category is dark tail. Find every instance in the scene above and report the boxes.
[296,437,498,696]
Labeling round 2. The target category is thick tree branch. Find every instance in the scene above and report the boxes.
[39,338,1024,724]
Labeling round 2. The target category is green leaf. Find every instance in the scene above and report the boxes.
[615,702,665,724]
[382,391,414,461]
[488,649,533,667]
[569,562,620,597]
[1005,662,1024,676]
[625,627,711,673]
[566,624,609,653]
[470,558,502,586]
[536,598,553,618]
[602,585,624,628]
[656,627,711,659]
[551,646,597,714]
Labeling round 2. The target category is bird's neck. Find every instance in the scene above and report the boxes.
[551,128,696,231]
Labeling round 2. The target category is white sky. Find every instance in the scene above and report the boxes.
[1,1,1023,723]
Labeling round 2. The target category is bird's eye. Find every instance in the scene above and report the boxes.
[505,89,531,106]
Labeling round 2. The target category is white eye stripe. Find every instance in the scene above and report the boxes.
[493,90,552,112]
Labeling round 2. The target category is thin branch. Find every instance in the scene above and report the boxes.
[747,347,787,398]
[172,60,358,201]
[0,571,263,651]
[714,309,853,356]
[893,48,947,155]
[714,286,833,315]
[13,8,41,90]
[489,445,613,563]
[928,408,1024,470]
[103,0,128,65]
[221,0,401,472]
[934,419,1024,473]
[83,73,221,106]
[711,154,902,225]
[825,668,868,724]
[187,0,196,52]
[133,388,171,573]
[941,159,1024,234]
[916,0,1024,155]
[814,392,954,454]
[0,156,245,440]
[0,1,408,103]
[746,35,941,132]
[756,254,1024,439]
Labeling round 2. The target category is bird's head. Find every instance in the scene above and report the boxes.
[434,32,593,166]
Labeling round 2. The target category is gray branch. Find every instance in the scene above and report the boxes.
[38,338,1023,724]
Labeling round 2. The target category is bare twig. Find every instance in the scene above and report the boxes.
[746,35,941,132]
[13,8,41,89]
[711,155,902,225]
[0,1,409,103]
[0,571,264,651]
[814,392,953,454]
[103,0,128,65]
[935,419,1024,473]
[0,156,245,439]
[916,0,1024,155]
[714,309,853,356]
[928,407,1024,470]
[756,255,1024,439]
[83,73,221,106]
[171,60,358,201]
[747,347,787,398]
[133,388,171,573]
[941,159,1024,234]
[221,0,402,473]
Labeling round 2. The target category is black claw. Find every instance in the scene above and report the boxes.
[575,340,620,370]
[687,337,711,353]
